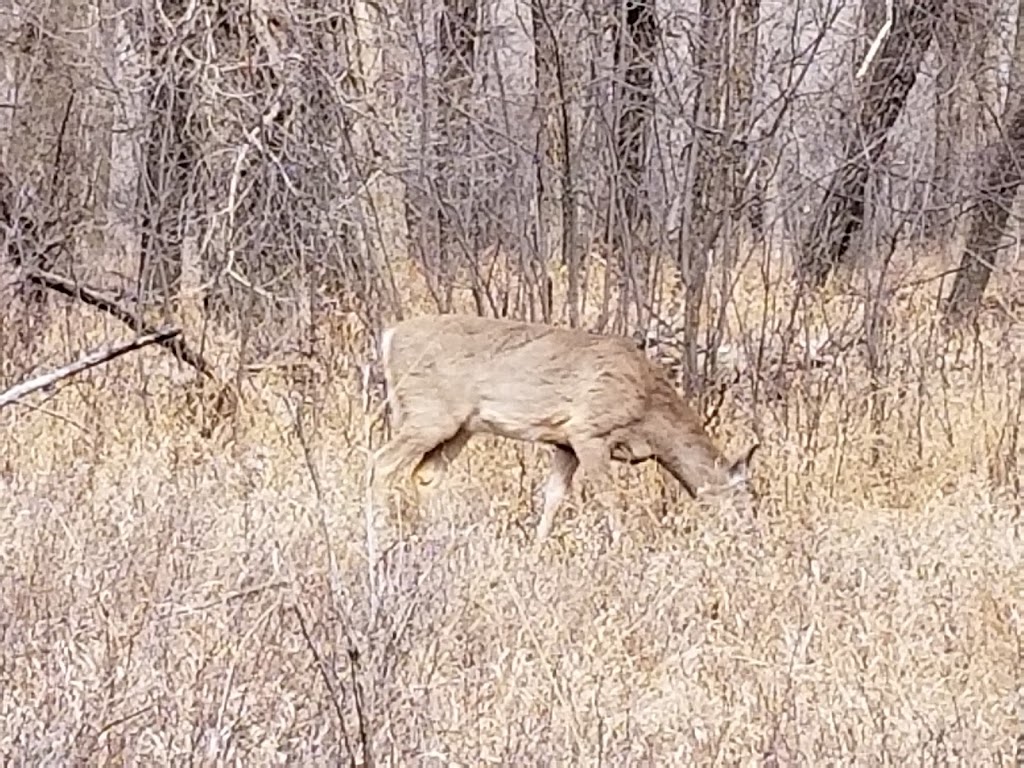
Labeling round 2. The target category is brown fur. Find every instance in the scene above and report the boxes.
[372,314,758,539]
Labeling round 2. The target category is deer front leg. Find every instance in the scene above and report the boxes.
[572,437,612,479]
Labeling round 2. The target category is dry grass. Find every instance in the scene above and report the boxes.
[2,252,1023,765]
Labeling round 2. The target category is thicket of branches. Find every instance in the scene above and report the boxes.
[3,5,1024,763]
[1,0,1022,378]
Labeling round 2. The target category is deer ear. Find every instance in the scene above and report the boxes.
[727,443,759,486]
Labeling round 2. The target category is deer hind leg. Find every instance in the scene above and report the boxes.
[536,445,580,541]
[372,419,463,496]
[412,428,472,497]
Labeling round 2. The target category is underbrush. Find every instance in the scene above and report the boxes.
[1,256,1022,763]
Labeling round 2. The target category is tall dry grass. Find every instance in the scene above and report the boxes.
[1,250,1022,765]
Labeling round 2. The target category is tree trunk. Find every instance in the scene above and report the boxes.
[137,0,197,311]
[532,0,573,324]
[679,0,727,394]
[103,0,146,294]
[932,4,997,243]
[798,0,943,287]
[731,0,764,241]
[931,4,966,241]
[679,0,761,392]
[433,0,479,312]
[970,4,1002,152]
[1,0,91,342]
[612,0,657,239]
[1006,0,1024,116]
[943,100,1024,320]
[607,0,657,329]
[941,0,1024,321]
[346,0,410,320]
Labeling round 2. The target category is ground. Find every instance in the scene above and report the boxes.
[1,251,1022,764]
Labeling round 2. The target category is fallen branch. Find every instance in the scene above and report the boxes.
[0,327,181,410]
[24,269,217,379]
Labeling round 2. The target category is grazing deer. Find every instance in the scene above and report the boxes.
[372,314,758,540]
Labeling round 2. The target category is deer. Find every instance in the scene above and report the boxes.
[371,313,759,540]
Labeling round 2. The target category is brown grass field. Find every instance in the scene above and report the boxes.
[1,250,1023,765]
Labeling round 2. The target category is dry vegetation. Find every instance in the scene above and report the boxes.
[2,249,1022,765]
[6,0,1024,762]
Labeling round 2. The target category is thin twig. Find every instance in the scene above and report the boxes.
[292,605,358,767]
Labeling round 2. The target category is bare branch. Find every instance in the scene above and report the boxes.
[23,269,218,380]
[856,0,894,79]
[0,328,181,410]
